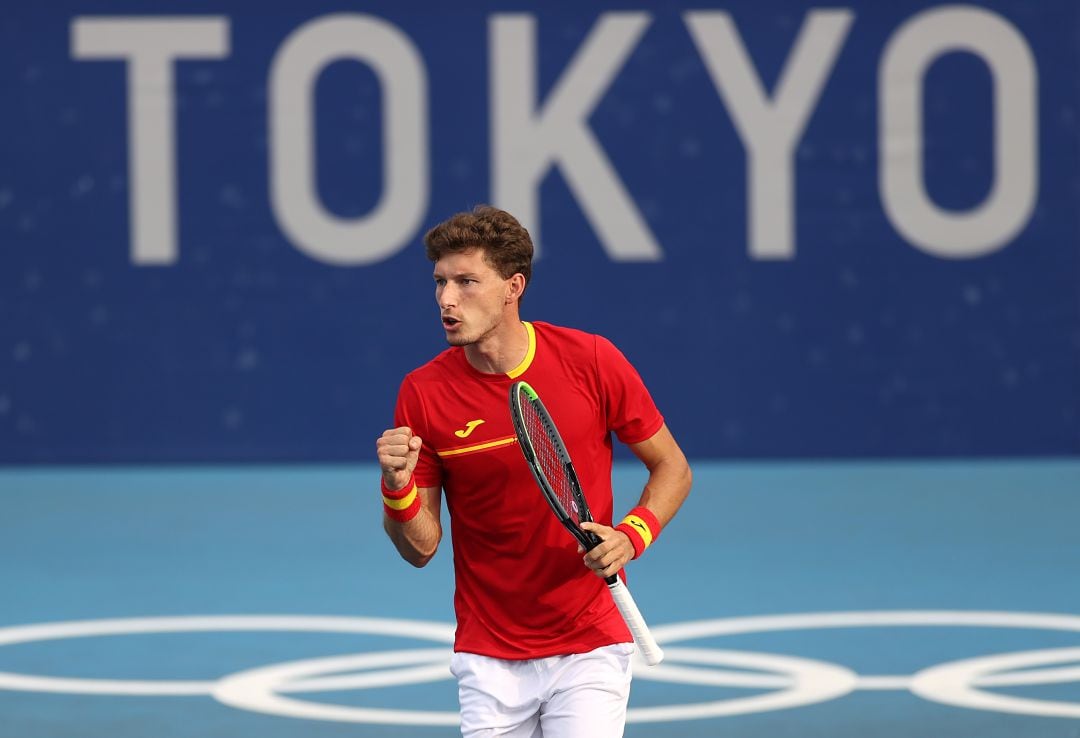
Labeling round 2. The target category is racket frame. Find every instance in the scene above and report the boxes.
[509,381,601,554]
[509,380,665,666]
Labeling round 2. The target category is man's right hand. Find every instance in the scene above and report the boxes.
[376,426,422,490]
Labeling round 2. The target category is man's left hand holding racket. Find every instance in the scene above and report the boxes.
[578,521,636,580]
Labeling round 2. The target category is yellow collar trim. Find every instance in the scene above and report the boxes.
[506,322,536,379]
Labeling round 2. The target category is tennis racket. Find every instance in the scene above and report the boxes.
[509,380,664,666]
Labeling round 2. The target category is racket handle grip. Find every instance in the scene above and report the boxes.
[607,578,664,666]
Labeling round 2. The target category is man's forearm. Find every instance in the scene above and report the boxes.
[384,496,442,567]
[637,455,692,525]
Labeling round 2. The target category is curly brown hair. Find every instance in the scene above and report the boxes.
[423,205,533,289]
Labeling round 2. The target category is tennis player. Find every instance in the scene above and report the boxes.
[376,205,692,737]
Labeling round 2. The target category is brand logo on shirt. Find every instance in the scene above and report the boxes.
[453,419,485,438]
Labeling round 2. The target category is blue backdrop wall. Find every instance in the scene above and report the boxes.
[1,0,1077,462]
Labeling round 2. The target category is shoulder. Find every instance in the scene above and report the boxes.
[401,347,463,388]
[531,321,605,353]
[532,321,628,365]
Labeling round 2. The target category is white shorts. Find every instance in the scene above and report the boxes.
[450,643,635,738]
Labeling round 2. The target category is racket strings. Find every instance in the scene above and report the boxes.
[520,398,581,525]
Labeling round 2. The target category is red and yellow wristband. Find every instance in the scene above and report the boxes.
[615,506,662,559]
[382,475,422,522]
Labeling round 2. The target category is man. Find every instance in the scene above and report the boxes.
[376,205,691,737]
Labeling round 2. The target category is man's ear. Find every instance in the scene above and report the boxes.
[506,273,526,303]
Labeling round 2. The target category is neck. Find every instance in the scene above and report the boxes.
[464,318,529,375]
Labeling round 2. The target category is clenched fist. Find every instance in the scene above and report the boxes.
[376,426,422,490]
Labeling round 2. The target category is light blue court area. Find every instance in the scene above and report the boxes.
[1,459,1079,738]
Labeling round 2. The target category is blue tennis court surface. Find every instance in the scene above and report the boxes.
[2,458,1079,737]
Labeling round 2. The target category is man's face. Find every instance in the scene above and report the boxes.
[433,248,512,347]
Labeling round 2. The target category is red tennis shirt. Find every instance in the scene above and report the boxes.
[393,321,664,659]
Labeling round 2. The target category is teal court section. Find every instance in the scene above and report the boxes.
[2,459,1078,737]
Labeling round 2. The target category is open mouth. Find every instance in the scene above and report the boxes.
[442,316,461,329]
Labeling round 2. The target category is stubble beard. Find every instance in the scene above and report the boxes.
[445,314,501,348]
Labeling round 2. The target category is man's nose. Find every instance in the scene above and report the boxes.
[439,284,457,308]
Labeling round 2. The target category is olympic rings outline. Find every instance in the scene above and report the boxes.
[0,611,1079,725]
[213,645,860,724]
[0,615,454,696]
